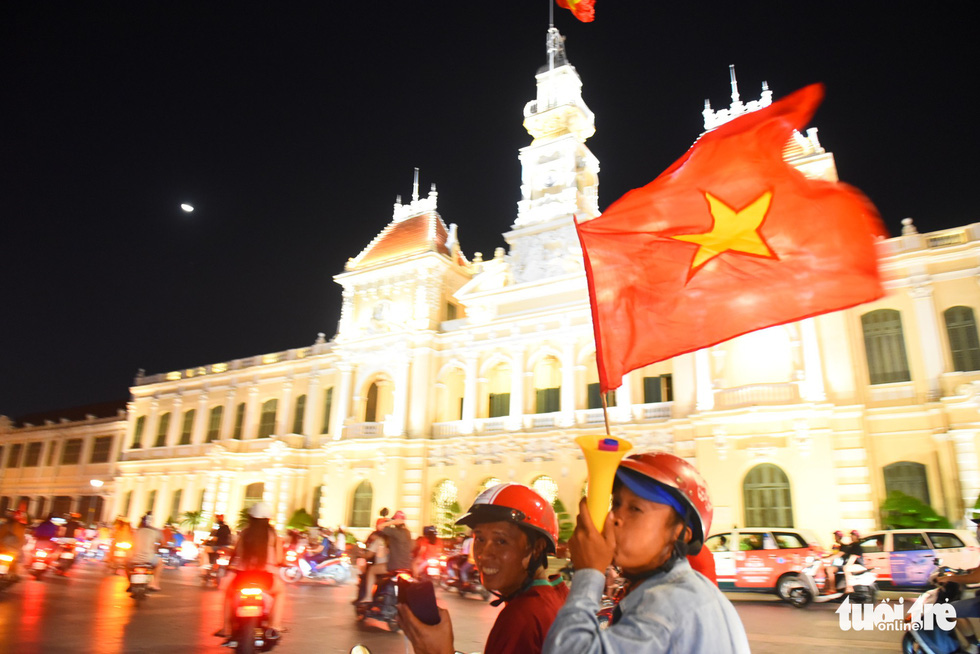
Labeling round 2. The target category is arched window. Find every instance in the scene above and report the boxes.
[132,415,146,448]
[477,477,502,498]
[169,489,182,522]
[321,387,334,435]
[349,480,373,528]
[154,413,170,447]
[258,399,278,438]
[531,475,559,504]
[206,406,223,443]
[743,464,793,527]
[292,394,306,434]
[945,306,980,372]
[232,403,246,439]
[533,356,562,414]
[884,461,930,505]
[241,483,265,519]
[179,409,195,445]
[487,363,511,418]
[432,479,459,537]
[862,309,911,384]
[365,383,379,423]
[364,379,394,423]
[585,354,616,409]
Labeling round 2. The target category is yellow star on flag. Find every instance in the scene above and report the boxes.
[672,190,777,273]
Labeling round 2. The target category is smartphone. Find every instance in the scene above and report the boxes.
[396,577,440,625]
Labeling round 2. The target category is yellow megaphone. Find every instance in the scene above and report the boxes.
[576,434,633,530]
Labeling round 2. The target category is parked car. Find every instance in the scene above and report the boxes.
[856,529,980,589]
[704,528,823,603]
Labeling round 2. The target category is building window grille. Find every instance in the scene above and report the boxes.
[61,439,82,465]
[292,394,306,434]
[179,409,195,445]
[643,374,674,403]
[321,388,334,434]
[884,461,931,505]
[232,403,245,440]
[206,406,223,443]
[862,309,911,384]
[132,415,146,448]
[258,399,278,438]
[488,393,510,418]
[743,463,793,527]
[945,306,980,372]
[349,480,372,528]
[7,444,23,468]
[154,413,170,447]
[90,436,112,464]
[24,442,42,467]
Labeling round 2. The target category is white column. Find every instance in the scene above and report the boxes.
[303,373,320,436]
[193,393,209,445]
[144,399,160,449]
[508,347,526,430]
[243,385,260,440]
[911,278,944,400]
[215,474,232,517]
[167,398,183,448]
[331,365,353,440]
[277,380,293,436]
[461,354,478,434]
[951,430,980,520]
[615,374,632,422]
[560,340,576,426]
[220,388,237,440]
[202,472,219,522]
[800,318,827,402]
[695,349,714,411]
[388,359,410,437]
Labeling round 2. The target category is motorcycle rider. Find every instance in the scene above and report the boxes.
[214,501,285,644]
[382,510,414,573]
[354,518,389,604]
[201,513,233,569]
[412,526,442,578]
[130,514,163,591]
[398,483,567,654]
[542,451,750,653]
[0,509,28,576]
[32,513,60,560]
[62,513,83,540]
[840,530,865,594]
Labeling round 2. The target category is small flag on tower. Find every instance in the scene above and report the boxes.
[577,83,886,392]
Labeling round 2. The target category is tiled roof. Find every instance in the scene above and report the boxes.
[347,212,462,271]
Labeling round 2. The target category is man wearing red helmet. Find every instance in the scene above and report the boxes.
[543,451,749,653]
[398,483,568,654]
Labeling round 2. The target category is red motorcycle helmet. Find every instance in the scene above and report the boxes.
[456,483,558,554]
[617,451,713,549]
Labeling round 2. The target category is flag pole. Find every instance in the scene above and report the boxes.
[600,384,611,436]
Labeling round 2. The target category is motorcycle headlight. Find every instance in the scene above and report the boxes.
[805,556,814,564]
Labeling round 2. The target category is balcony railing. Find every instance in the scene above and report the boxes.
[714,383,800,409]
[343,422,383,439]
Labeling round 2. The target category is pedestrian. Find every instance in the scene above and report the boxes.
[398,483,567,654]
[542,451,750,653]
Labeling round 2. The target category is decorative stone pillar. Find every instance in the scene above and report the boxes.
[243,385,260,440]
[277,380,293,436]
[167,397,183,448]
[193,392,209,445]
[508,346,526,431]
[461,354,478,434]
[331,364,353,440]
[202,472,219,522]
[303,372,320,436]
[560,340,576,426]
[615,374,633,422]
[800,318,827,402]
[388,360,410,437]
[910,275,944,400]
[220,388,237,440]
[695,349,714,411]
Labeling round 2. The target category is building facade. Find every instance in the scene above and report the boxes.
[6,30,980,543]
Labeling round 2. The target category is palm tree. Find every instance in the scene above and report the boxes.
[179,509,205,532]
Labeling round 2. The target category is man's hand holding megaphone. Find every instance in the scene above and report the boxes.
[569,496,616,573]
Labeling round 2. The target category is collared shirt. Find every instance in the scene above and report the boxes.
[542,559,750,654]
[485,576,568,654]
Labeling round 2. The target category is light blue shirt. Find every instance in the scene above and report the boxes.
[542,559,750,654]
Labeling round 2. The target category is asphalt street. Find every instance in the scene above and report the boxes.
[0,560,911,653]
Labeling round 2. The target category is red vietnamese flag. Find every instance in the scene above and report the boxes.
[577,83,885,392]
[556,0,595,23]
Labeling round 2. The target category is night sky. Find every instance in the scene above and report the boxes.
[3,3,976,420]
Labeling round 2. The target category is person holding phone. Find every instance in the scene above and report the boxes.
[397,483,566,654]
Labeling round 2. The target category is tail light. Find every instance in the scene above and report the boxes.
[36,550,47,558]
[217,557,230,566]
[0,554,13,563]
[117,542,132,550]
[240,586,263,597]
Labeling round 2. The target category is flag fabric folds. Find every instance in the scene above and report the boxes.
[577,83,885,392]
[556,0,595,23]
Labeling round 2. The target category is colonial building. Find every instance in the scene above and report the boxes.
[7,29,980,542]
[0,401,126,524]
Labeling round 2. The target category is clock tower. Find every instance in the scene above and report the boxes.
[505,27,600,284]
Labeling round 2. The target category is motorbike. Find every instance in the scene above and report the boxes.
[54,540,77,575]
[901,565,977,654]
[106,540,132,575]
[228,573,282,653]
[201,546,232,588]
[355,570,410,633]
[782,554,878,608]
[0,551,19,591]
[440,553,491,600]
[127,561,154,606]
[418,554,443,585]
[159,542,184,569]
[280,552,353,584]
[29,545,58,580]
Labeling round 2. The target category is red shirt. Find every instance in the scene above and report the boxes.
[484,577,568,654]
[687,544,717,585]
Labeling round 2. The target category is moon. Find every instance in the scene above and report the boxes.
[180,203,194,213]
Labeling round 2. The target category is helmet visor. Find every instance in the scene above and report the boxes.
[615,468,688,520]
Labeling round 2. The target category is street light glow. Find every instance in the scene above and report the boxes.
[180,203,194,213]
[90,479,104,488]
